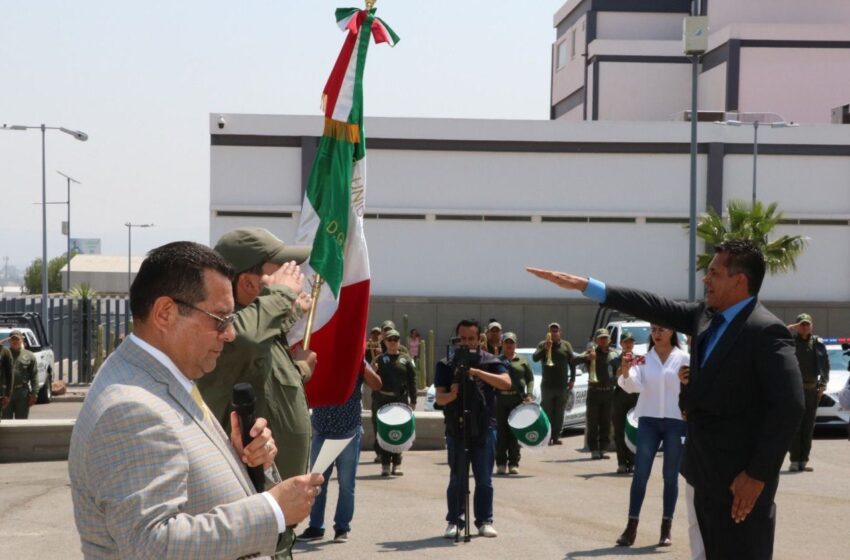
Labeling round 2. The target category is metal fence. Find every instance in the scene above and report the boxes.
[0,295,131,384]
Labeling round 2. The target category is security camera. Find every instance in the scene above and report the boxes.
[217,115,226,129]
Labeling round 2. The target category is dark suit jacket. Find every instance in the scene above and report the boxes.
[604,286,804,500]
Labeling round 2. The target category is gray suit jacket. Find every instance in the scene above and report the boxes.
[69,337,279,559]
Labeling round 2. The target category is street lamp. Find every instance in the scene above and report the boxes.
[715,119,798,205]
[125,222,154,294]
[57,171,81,290]
[1,123,88,331]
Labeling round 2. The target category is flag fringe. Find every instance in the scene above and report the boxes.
[323,118,361,144]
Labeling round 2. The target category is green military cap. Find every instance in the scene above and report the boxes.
[503,332,518,343]
[384,329,401,339]
[381,320,396,331]
[215,228,311,274]
[370,326,382,334]
[548,322,561,330]
[595,328,610,339]
[796,313,812,324]
[621,331,636,342]
[487,321,502,332]
[9,329,23,339]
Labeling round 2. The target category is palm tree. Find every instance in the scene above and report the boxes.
[694,200,808,272]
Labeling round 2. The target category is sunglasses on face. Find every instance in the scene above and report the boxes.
[172,298,236,334]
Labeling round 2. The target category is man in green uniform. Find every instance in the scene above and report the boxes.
[197,228,315,560]
[485,321,502,355]
[496,332,534,475]
[787,313,829,472]
[577,328,620,459]
[0,342,14,420]
[373,329,417,476]
[533,322,576,446]
[611,331,639,473]
[2,330,39,419]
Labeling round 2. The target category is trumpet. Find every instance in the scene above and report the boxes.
[586,341,598,384]
[545,332,555,367]
[367,339,381,365]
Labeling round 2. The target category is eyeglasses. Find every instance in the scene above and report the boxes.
[172,298,236,334]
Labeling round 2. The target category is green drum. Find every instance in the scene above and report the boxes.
[376,403,416,454]
[508,403,551,449]
[624,408,638,454]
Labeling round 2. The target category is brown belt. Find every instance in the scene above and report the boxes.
[802,382,818,390]
[499,390,518,396]
[588,386,613,391]
[378,390,399,397]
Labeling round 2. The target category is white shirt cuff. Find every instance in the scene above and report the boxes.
[261,491,287,533]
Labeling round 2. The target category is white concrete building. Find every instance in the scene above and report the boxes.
[60,255,144,294]
[210,114,850,343]
[551,0,850,123]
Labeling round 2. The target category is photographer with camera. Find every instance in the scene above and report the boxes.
[435,319,511,540]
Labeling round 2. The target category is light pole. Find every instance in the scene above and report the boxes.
[1,124,88,331]
[683,2,708,302]
[715,119,798,205]
[57,171,81,290]
[125,222,154,294]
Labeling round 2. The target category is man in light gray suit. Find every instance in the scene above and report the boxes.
[69,242,324,560]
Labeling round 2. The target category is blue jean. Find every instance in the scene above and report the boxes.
[628,416,687,520]
[308,430,362,533]
[445,426,496,528]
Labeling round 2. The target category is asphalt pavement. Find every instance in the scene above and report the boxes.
[2,425,848,560]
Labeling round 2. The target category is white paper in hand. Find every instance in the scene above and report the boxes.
[310,436,354,474]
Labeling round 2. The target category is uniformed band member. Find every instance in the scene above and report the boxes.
[787,313,829,472]
[0,342,15,419]
[496,332,534,475]
[485,321,502,355]
[2,330,39,419]
[373,329,417,476]
[533,322,577,446]
[380,320,409,355]
[611,331,639,473]
[197,227,316,560]
[578,328,620,459]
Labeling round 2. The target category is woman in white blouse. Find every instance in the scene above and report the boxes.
[615,325,689,548]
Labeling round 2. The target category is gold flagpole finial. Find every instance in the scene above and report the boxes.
[366,0,376,9]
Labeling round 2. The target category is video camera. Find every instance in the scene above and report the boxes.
[450,346,481,373]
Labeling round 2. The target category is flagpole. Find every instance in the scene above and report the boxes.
[302,274,325,350]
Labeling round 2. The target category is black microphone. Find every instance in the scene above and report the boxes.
[232,383,266,493]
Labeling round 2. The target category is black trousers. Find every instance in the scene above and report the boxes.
[495,394,522,467]
[788,388,819,463]
[585,388,613,452]
[693,477,779,560]
[373,392,405,466]
[612,388,638,466]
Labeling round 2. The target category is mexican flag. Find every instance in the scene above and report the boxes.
[290,7,399,406]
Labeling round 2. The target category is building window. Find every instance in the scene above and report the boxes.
[571,29,577,59]
[557,40,568,69]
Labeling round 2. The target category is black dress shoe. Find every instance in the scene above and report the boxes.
[616,518,639,546]
[658,518,672,547]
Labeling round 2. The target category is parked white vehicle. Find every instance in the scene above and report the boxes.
[816,340,850,428]
[423,347,589,431]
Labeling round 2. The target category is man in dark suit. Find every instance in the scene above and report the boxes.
[528,239,804,560]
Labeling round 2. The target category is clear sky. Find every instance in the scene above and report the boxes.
[0,0,565,272]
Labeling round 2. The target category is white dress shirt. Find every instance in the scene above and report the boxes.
[128,334,286,533]
[618,346,689,421]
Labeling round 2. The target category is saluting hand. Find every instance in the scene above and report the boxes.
[263,261,305,294]
[526,267,589,292]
